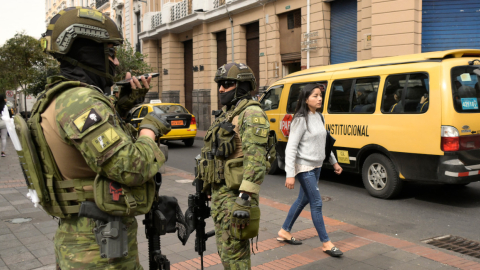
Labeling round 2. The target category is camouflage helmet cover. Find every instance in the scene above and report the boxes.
[214,62,256,91]
[41,7,123,56]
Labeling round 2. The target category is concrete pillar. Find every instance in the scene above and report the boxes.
[371,0,422,58]
[161,33,183,104]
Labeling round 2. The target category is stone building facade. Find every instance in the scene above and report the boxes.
[45,0,480,130]
[137,0,424,129]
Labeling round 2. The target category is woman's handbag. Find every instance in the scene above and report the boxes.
[319,113,336,156]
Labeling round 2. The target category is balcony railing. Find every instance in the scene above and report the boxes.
[213,0,225,9]
[112,0,124,9]
[96,0,109,9]
[170,0,192,22]
[151,12,162,29]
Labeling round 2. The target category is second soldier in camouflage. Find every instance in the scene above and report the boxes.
[198,63,270,269]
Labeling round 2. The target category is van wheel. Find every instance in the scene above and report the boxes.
[268,158,281,175]
[362,154,403,199]
[184,138,195,147]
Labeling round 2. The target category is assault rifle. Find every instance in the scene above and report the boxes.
[143,172,170,270]
[185,156,215,270]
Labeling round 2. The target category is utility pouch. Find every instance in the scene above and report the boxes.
[197,157,215,183]
[265,130,277,171]
[224,157,243,190]
[93,218,129,259]
[215,122,236,158]
[93,174,155,217]
[230,206,260,240]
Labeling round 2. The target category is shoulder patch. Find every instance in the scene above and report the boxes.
[252,117,266,125]
[74,108,103,133]
[254,127,268,137]
[92,127,120,153]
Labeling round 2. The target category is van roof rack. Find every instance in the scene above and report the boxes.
[285,49,480,79]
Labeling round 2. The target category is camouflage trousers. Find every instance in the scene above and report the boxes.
[211,185,259,270]
[54,216,142,270]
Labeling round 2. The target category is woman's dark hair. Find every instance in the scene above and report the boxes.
[293,83,323,130]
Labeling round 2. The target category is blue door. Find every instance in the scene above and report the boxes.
[422,0,480,52]
[330,0,357,64]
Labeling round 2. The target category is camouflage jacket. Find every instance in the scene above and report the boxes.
[47,76,164,186]
[216,99,270,194]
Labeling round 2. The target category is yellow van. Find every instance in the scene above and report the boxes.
[260,49,480,199]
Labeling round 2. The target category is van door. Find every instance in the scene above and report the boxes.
[447,66,480,166]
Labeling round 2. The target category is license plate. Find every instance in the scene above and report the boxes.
[171,120,184,126]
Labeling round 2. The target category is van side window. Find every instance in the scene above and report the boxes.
[328,77,380,114]
[287,82,328,114]
[381,73,429,113]
[352,78,380,113]
[260,85,283,111]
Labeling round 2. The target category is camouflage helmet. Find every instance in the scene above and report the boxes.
[40,7,123,81]
[214,62,256,91]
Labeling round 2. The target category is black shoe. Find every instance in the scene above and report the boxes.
[277,237,302,245]
[324,246,343,257]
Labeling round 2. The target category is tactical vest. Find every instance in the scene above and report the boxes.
[14,81,153,218]
[197,99,276,190]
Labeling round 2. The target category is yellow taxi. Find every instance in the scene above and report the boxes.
[130,100,197,146]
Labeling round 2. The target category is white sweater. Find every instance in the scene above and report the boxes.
[284,112,337,178]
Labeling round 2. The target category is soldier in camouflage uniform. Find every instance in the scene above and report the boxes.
[199,63,270,269]
[37,7,170,269]
[108,85,120,104]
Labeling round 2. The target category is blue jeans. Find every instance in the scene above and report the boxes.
[281,167,330,243]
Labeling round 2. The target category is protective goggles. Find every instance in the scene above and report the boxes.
[108,47,117,59]
[218,80,237,89]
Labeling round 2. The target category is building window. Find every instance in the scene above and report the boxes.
[287,9,301,30]
[135,11,141,53]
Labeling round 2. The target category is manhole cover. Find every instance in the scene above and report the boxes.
[175,179,194,184]
[5,218,32,224]
[422,235,480,259]
[322,196,331,202]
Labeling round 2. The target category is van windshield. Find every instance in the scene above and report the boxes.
[451,66,480,113]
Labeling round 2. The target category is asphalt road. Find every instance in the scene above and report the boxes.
[164,139,480,245]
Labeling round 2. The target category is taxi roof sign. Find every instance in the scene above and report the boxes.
[150,99,162,104]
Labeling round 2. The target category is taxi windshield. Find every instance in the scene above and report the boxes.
[451,66,480,113]
[153,105,188,114]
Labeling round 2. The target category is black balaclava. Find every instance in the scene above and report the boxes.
[59,39,115,92]
[220,81,251,106]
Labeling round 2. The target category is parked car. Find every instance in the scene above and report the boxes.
[129,101,197,146]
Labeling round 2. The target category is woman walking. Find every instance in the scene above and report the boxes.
[277,83,344,257]
[0,94,8,157]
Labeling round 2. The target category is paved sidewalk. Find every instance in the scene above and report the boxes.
[1,138,480,270]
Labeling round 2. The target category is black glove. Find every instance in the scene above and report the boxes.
[116,85,149,117]
[139,112,171,138]
[231,197,250,228]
